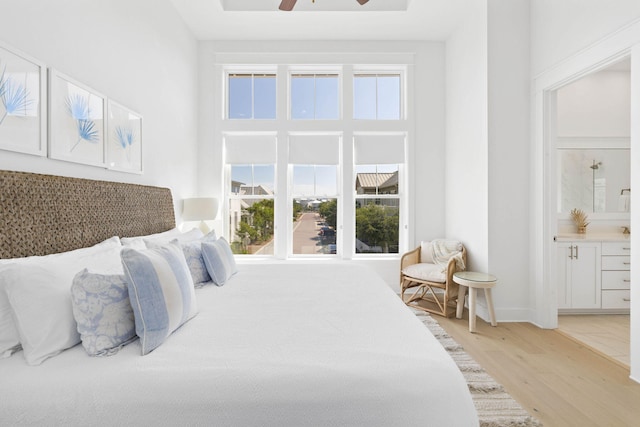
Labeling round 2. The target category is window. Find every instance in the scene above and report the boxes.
[225,135,277,255]
[292,166,338,255]
[228,165,275,255]
[354,134,405,255]
[291,74,339,119]
[355,164,400,254]
[289,134,340,256]
[228,73,276,119]
[353,74,401,120]
[220,64,409,260]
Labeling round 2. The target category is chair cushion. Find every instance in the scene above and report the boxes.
[402,263,446,283]
[420,241,435,264]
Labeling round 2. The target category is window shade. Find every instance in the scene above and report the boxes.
[354,134,405,164]
[288,135,340,165]
[225,135,277,164]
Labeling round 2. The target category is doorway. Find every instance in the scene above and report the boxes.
[552,58,631,367]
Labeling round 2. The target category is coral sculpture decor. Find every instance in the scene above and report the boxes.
[570,208,589,234]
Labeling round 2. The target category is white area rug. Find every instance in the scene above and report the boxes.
[415,311,543,427]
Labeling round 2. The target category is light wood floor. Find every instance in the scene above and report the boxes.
[557,314,630,367]
[435,314,640,427]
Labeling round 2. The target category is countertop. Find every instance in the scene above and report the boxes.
[555,233,631,242]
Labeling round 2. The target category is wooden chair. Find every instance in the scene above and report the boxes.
[400,242,466,317]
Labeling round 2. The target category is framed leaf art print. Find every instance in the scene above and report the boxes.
[106,100,142,174]
[0,42,46,156]
[48,69,106,167]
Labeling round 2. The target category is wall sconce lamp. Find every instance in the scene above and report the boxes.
[182,197,218,234]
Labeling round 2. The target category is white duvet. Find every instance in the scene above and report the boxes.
[1,263,478,426]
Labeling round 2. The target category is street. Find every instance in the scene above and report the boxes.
[293,212,325,254]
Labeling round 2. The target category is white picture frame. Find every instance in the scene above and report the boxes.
[48,69,106,167]
[0,42,46,156]
[106,100,142,174]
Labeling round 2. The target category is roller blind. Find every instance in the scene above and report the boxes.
[354,134,405,164]
[225,135,277,164]
[288,135,340,165]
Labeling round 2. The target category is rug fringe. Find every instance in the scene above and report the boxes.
[417,312,543,427]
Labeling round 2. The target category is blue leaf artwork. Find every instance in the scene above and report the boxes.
[65,93,99,151]
[0,65,34,126]
[114,126,136,161]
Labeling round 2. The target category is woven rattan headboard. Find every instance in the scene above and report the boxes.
[0,170,176,259]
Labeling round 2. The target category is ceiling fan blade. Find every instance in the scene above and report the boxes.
[279,0,297,11]
[357,0,369,4]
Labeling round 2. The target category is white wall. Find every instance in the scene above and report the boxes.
[445,0,531,322]
[0,0,200,219]
[445,2,489,273]
[557,69,631,137]
[486,0,531,320]
[531,0,640,76]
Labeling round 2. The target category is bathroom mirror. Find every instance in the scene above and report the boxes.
[558,148,630,213]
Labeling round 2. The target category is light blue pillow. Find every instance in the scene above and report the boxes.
[171,230,217,286]
[201,238,237,286]
[70,269,137,356]
[121,243,198,355]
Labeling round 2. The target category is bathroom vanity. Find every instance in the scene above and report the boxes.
[556,234,630,313]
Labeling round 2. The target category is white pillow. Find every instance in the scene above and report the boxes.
[121,243,198,355]
[420,241,435,264]
[0,265,21,358]
[0,236,121,359]
[3,264,83,365]
[121,227,181,249]
[143,227,203,248]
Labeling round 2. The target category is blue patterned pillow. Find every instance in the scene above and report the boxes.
[121,243,198,355]
[70,269,137,356]
[171,230,217,286]
[201,238,237,286]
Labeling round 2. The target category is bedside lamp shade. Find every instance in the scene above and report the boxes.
[183,198,218,234]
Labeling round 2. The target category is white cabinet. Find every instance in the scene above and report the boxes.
[601,241,631,310]
[557,242,602,309]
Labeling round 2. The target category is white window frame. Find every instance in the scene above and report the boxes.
[218,60,411,261]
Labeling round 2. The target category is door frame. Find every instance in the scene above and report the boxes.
[533,33,636,329]
[532,21,640,382]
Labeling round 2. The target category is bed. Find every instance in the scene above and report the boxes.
[0,171,478,426]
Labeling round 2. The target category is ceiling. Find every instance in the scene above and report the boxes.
[169,0,479,41]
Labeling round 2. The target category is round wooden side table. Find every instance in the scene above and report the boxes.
[453,271,498,333]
